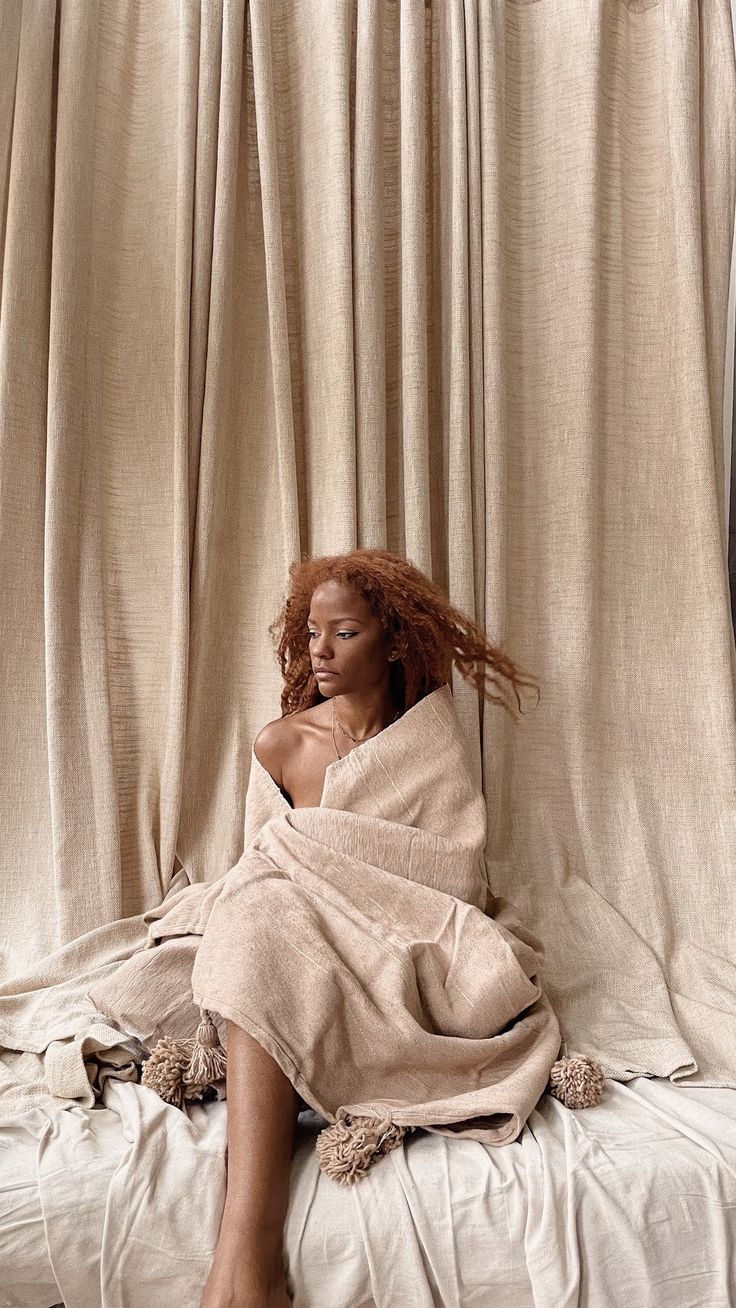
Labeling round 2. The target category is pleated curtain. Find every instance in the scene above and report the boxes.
[1,0,736,1084]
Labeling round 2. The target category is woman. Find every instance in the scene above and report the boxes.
[202,547,544,1308]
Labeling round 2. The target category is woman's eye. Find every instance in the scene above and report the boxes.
[338,632,356,639]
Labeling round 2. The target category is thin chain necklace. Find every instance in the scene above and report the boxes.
[331,697,401,760]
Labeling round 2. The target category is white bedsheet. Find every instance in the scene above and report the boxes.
[2,1075,735,1308]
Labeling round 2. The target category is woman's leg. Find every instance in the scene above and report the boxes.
[201,1019,300,1308]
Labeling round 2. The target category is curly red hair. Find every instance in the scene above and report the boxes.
[268,548,541,719]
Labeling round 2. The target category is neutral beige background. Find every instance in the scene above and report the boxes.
[727,0,736,618]
[729,0,736,498]
[1,0,735,1085]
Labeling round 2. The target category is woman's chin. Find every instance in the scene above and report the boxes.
[313,674,340,694]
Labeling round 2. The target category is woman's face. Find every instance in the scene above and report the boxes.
[307,579,395,696]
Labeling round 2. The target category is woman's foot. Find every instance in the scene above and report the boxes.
[200,1244,292,1307]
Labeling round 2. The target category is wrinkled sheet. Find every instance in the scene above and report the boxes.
[3,1075,735,1308]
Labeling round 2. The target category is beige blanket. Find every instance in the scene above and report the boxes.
[90,686,562,1146]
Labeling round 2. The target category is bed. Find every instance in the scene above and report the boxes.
[3,1072,735,1308]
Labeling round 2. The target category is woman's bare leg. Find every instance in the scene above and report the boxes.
[201,1019,300,1308]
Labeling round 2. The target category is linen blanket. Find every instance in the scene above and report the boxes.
[88,685,563,1159]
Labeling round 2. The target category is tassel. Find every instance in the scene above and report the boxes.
[184,1008,228,1086]
[548,1052,605,1108]
[316,1112,413,1185]
[141,1008,226,1109]
[141,1037,205,1108]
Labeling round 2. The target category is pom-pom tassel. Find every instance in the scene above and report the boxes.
[316,1113,413,1185]
[548,1051,605,1108]
[184,1009,228,1086]
[140,1037,205,1108]
[141,1008,226,1109]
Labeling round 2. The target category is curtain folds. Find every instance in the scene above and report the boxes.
[1,0,736,1086]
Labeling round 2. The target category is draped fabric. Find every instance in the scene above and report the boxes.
[85,686,562,1152]
[728,0,736,634]
[1,1,735,1086]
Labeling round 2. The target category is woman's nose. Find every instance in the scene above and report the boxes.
[313,635,333,658]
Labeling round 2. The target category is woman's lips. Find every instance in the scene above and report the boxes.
[314,669,337,678]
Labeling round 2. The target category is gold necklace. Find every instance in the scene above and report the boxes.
[331,697,401,759]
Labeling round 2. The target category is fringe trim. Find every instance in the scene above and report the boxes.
[139,1016,604,1126]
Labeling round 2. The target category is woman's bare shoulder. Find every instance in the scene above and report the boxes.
[253,718,289,784]
[253,707,316,783]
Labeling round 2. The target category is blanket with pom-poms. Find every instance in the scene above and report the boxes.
[89,685,603,1183]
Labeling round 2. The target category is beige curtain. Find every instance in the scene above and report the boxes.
[728,0,736,626]
[1,0,735,1085]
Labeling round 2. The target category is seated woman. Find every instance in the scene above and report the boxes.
[201,546,557,1308]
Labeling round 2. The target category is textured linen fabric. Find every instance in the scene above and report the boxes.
[1,0,736,1117]
[0,869,191,1119]
[88,686,562,1145]
[728,0,736,628]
